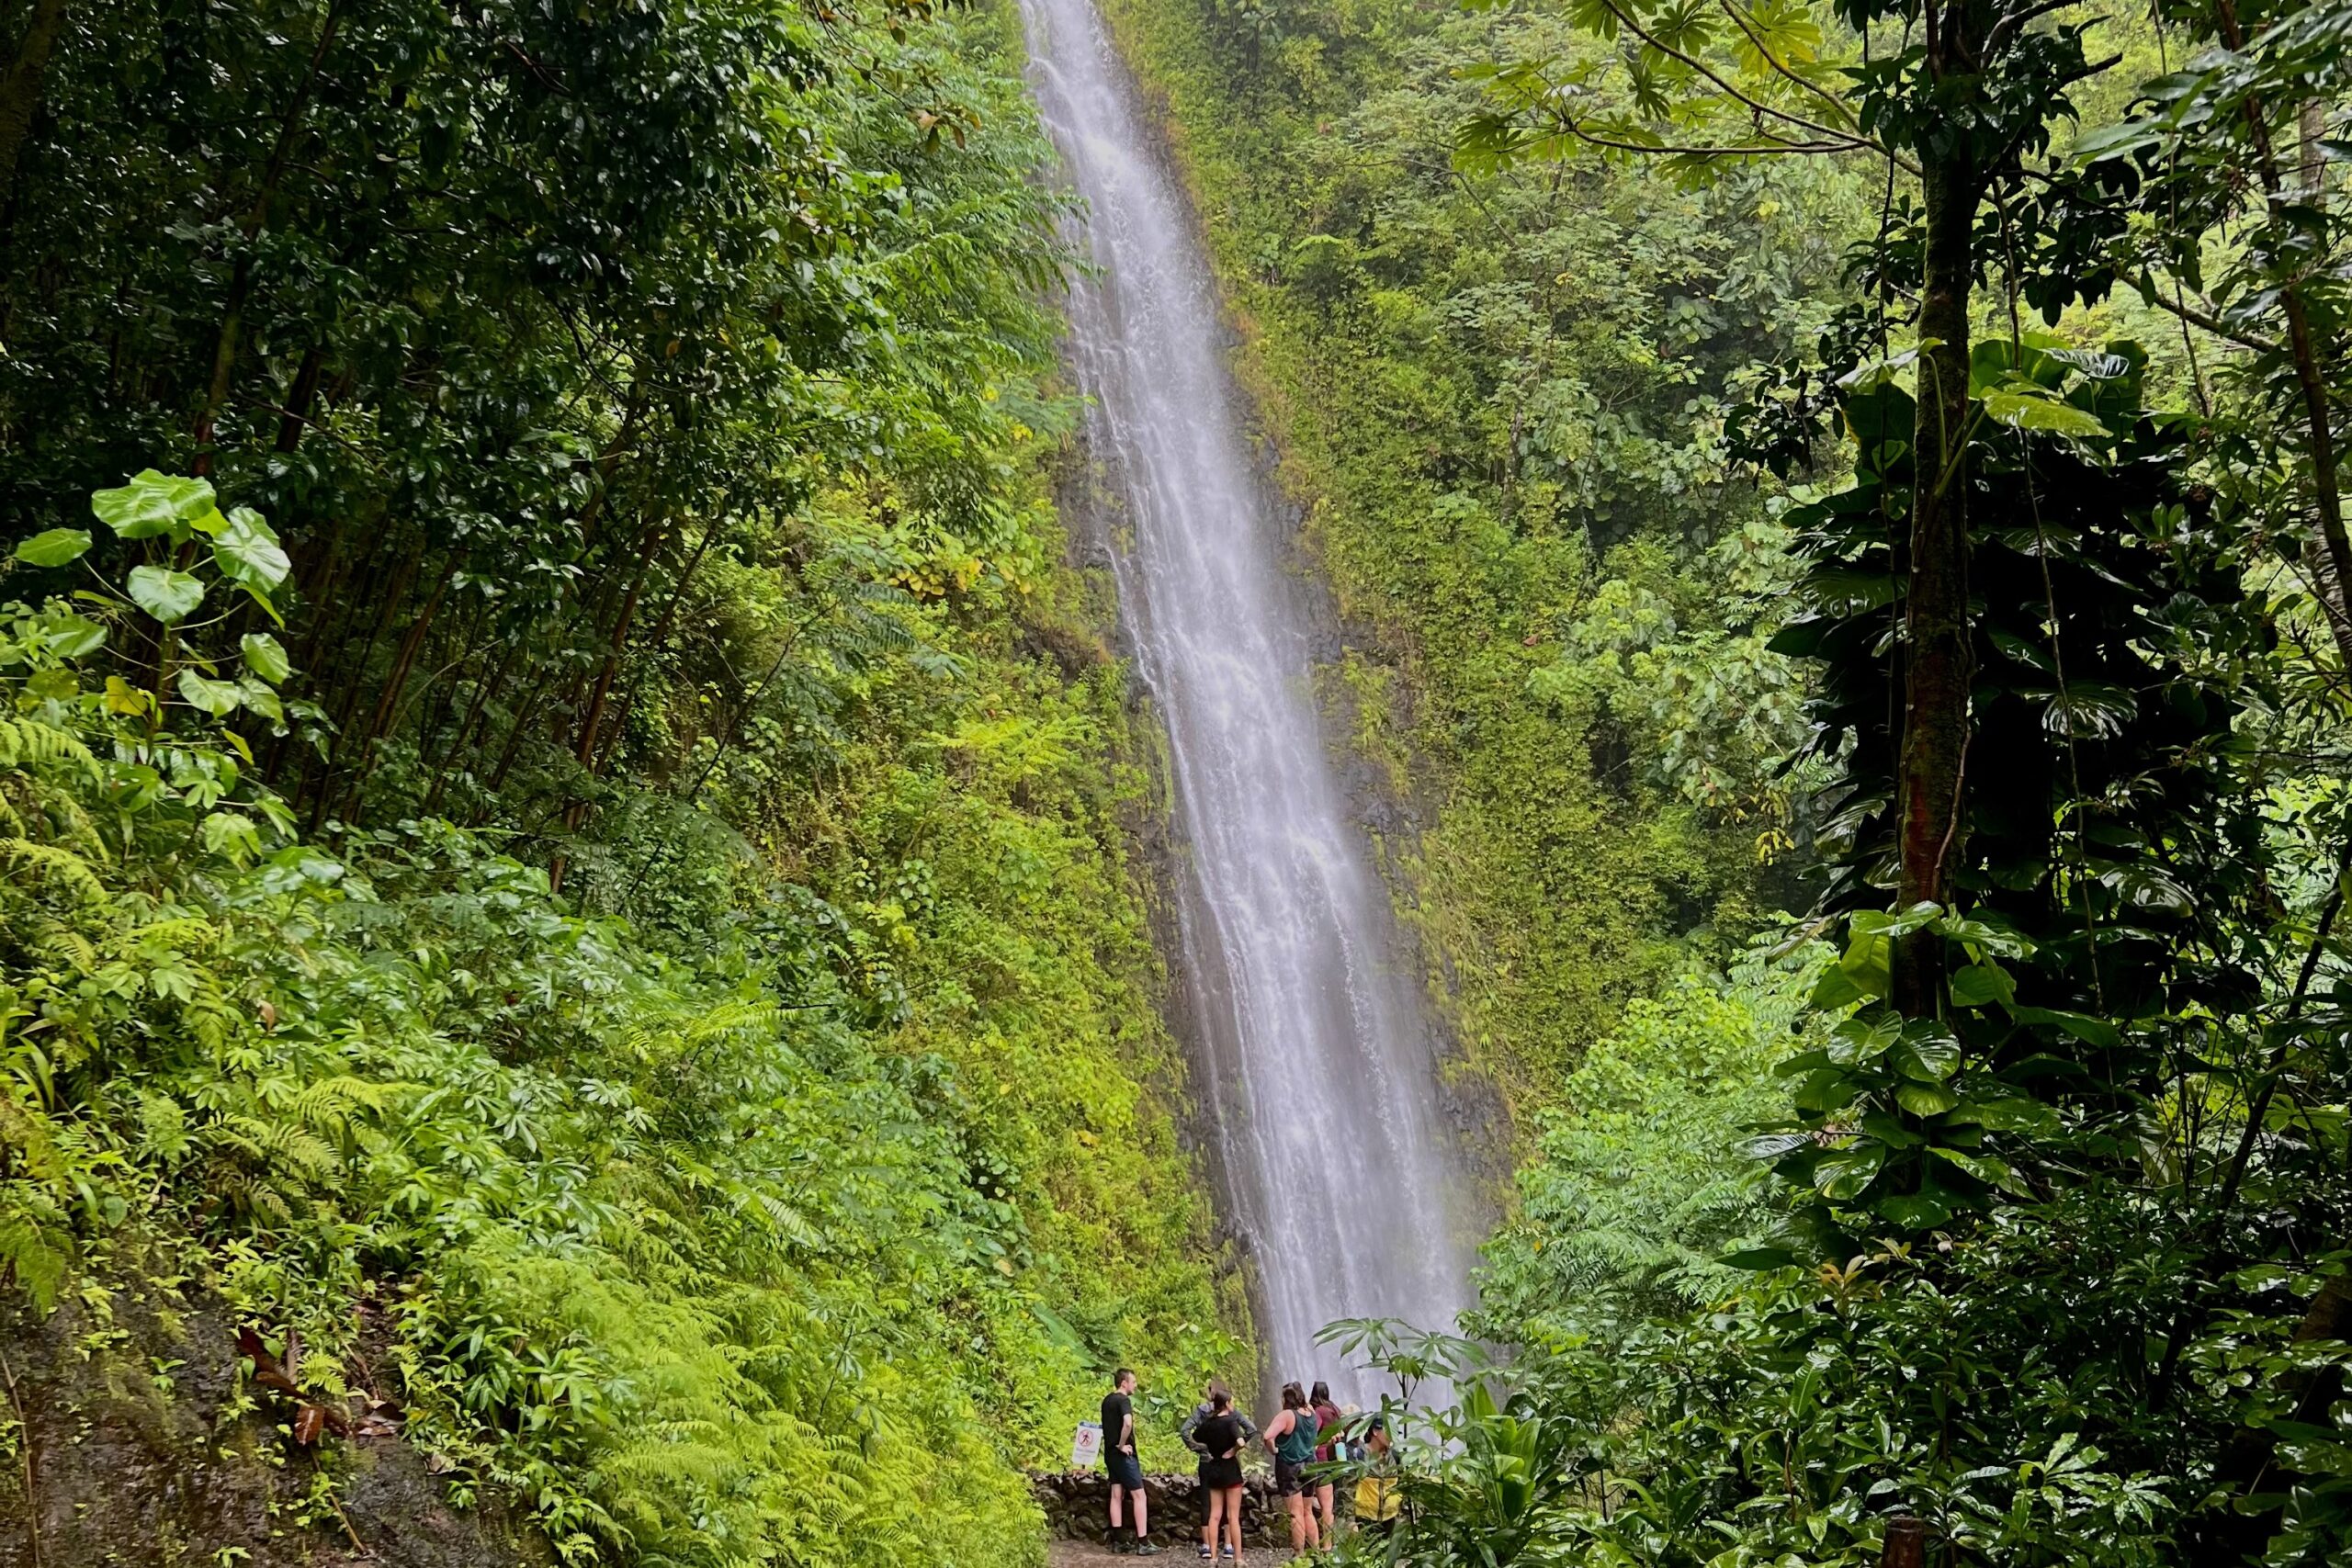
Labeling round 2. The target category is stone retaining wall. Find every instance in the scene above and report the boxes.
[1030,1472,1307,1548]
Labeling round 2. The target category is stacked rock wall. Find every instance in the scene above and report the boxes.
[1030,1472,1291,1547]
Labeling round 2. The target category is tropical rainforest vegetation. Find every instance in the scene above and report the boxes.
[1102,0,2352,1563]
[0,2,1242,1563]
[6,0,2352,1563]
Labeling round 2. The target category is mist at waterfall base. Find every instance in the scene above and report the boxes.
[1016,0,1478,1410]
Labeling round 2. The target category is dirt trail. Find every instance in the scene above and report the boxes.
[1050,1543,1227,1568]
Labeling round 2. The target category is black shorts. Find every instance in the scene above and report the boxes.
[1274,1457,1307,1496]
[1107,1450,1145,1490]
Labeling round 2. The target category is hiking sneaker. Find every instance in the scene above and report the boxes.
[1134,1543,1165,1556]
[1108,1540,1135,1555]
[1195,1545,1211,1560]
[1221,1549,1236,1560]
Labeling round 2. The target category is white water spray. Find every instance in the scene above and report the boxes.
[1015,0,1478,1404]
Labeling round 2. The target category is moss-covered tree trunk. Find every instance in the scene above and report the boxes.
[1892,40,1983,1019]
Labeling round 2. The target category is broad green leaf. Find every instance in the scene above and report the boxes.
[2010,1006,2123,1050]
[1949,962,2016,1009]
[1808,962,1870,1009]
[1830,1011,1901,1065]
[47,615,105,659]
[2041,682,2137,739]
[1815,1143,1885,1201]
[1849,903,1941,940]
[1894,1081,1960,1117]
[1723,1246,1798,1270]
[1983,383,2110,437]
[1794,1066,1859,1114]
[1834,343,1929,392]
[237,678,285,722]
[212,506,289,593]
[2045,347,2133,381]
[1736,1133,1811,1161]
[200,811,263,863]
[176,669,242,716]
[1930,1146,2032,1196]
[241,632,293,684]
[1928,911,2034,956]
[128,565,204,623]
[104,761,163,813]
[1892,1026,1962,1081]
[2070,120,2158,163]
[1873,1190,1952,1229]
[92,471,216,541]
[258,846,345,894]
[1859,1110,1925,1148]
[14,528,91,567]
[103,676,151,716]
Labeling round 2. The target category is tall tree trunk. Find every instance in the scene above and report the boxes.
[2211,0,2352,672]
[275,344,328,453]
[1892,111,1981,1018]
[0,0,66,213]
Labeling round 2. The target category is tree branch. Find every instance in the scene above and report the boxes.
[1596,0,1888,157]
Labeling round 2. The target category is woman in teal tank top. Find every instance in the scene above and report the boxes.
[1263,1382,1321,1553]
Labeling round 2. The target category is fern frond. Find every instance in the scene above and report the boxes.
[0,716,95,772]
[0,840,107,906]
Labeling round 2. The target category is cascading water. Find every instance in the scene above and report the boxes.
[1016,0,1477,1404]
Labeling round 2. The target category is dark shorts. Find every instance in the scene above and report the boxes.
[1107,1450,1145,1490]
[1274,1457,1307,1496]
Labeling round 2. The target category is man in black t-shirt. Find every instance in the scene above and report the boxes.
[1101,1369,1159,1553]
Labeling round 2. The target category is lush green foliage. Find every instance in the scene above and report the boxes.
[0,474,1226,1566]
[1475,939,1827,1344]
[0,1,1241,1562]
[1102,0,2352,1565]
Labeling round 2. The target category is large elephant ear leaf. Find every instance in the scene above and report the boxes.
[128,565,205,624]
[240,632,293,684]
[93,471,217,541]
[212,507,291,621]
[14,528,92,567]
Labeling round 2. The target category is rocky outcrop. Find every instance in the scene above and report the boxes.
[0,1269,546,1568]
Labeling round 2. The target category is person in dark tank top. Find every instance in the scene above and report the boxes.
[1181,1380,1258,1559]
[1193,1388,1248,1565]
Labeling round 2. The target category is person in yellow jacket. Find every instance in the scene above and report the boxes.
[1353,1418,1402,1539]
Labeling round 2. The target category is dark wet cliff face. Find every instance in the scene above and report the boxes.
[0,1271,545,1568]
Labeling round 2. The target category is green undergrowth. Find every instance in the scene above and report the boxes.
[0,447,1234,1568]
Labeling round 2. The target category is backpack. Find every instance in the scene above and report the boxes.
[1312,1402,1341,1463]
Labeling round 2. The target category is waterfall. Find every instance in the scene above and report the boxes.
[1016,0,1477,1405]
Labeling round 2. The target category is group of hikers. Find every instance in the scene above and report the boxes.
[1096,1371,1400,1562]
